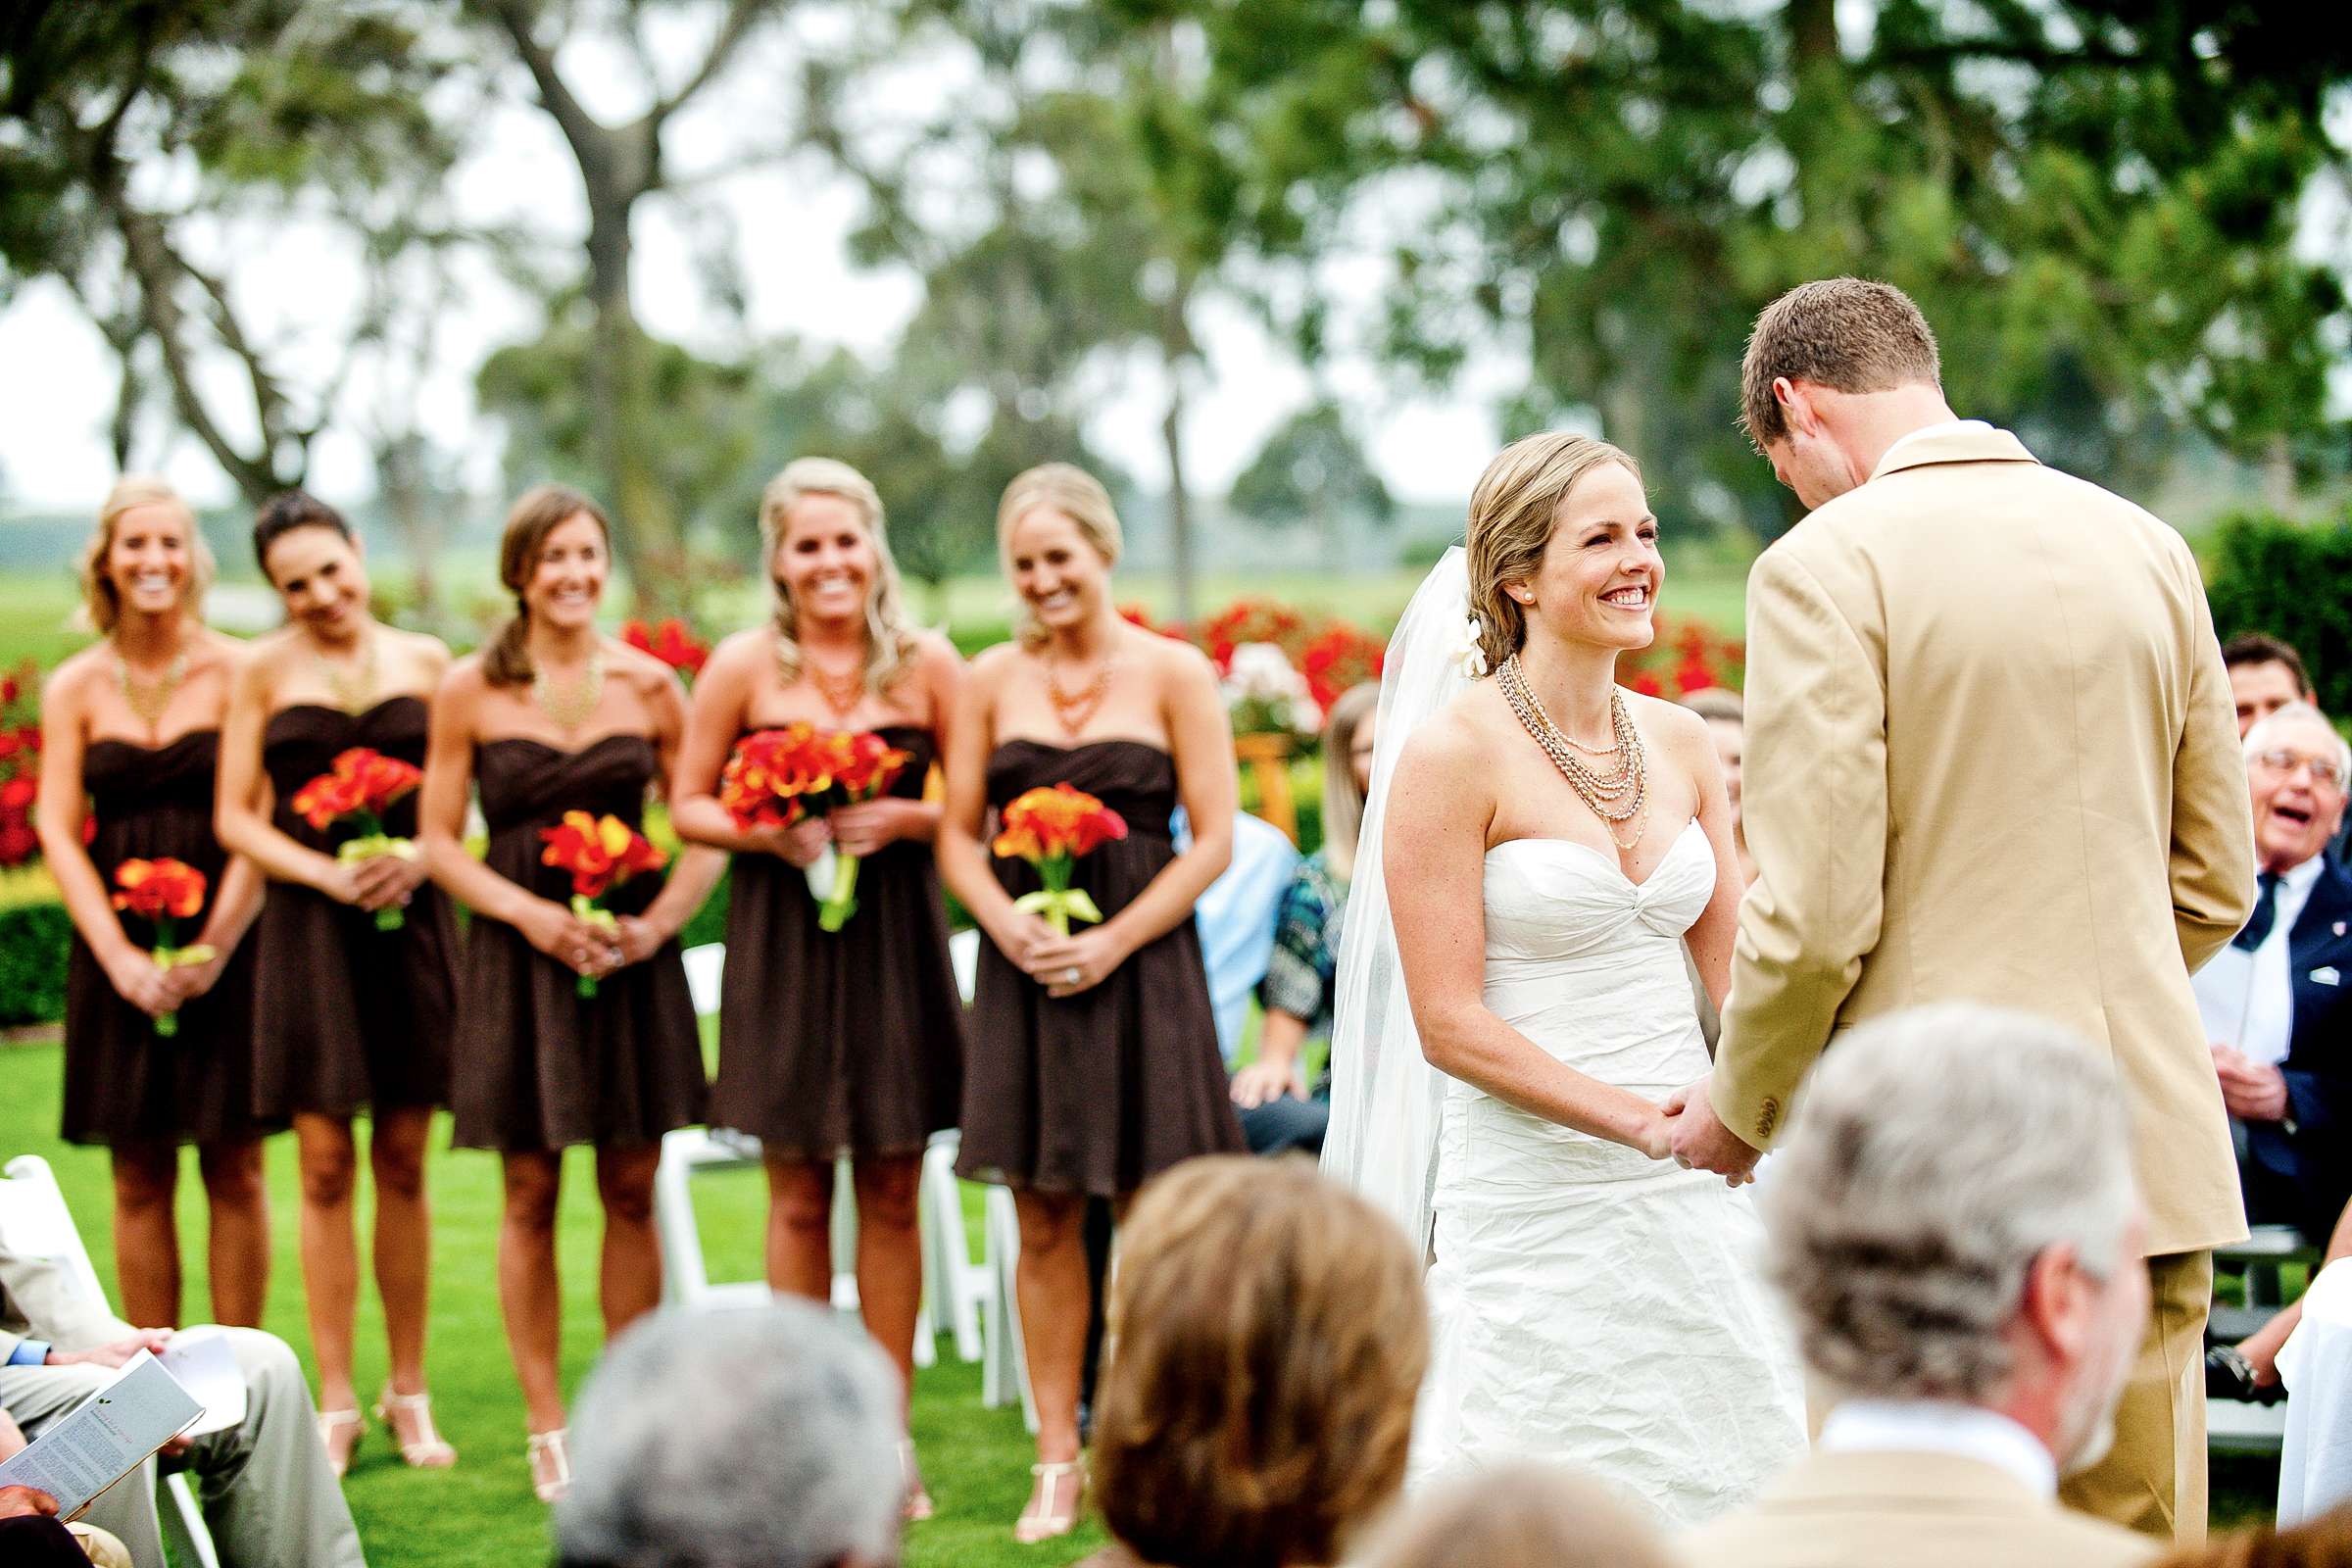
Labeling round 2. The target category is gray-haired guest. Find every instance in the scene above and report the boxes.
[555,1300,902,1568]
[1684,1003,2159,1568]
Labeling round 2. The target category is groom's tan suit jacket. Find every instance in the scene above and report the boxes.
[1682,1450,2158,1568]
[1713,424,2253,1259]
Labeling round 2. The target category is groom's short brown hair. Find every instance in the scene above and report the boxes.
[1741,278,1941,449]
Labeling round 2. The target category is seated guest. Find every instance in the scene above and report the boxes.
[2213,1188,2352,1403]
[1193,808,1301,1066]
[555,1298,902,1568]
[1684,1003,2157,1568]
[1082,1153,1426,1568]
[2192,703,2352,1245]
[0,1228,364,1568]
[0,1461,131,1568]
[1357,1462,1677,1568]
[1230,681,1380,1155]
[2223,633,2317,739]
[1679,686,1753,887]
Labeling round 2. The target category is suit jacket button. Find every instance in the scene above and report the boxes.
[1757,1097,1781,1139]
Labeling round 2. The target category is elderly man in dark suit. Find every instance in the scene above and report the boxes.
[2196,702,2352,1251]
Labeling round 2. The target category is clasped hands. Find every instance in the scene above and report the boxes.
[321,850,426,915]
[991,910,1130,1000]
[517,902,662,983]
[763,800,928,867]
[1656,1073,1762,1187]
[2212,1043,2289,1123]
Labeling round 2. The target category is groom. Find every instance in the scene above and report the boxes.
[1667,278,2254,1544]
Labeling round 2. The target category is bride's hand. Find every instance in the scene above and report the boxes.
[1633,1103,1677,1162]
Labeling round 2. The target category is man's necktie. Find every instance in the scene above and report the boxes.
[2233,870,2283,952]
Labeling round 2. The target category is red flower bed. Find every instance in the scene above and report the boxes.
[0,662,43,869]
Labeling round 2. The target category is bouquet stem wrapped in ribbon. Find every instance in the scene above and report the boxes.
[719,724,913,933]
[111,858,212,1038]
[539,811,667,999]
[992,783,1128,937]
[291,747,424,931]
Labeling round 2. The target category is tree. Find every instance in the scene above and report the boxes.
[820,0,1377,618]
[2,0,467,502]
[1209,0,2352,535]
[1228,398,1394,558]
[468,0,787,610]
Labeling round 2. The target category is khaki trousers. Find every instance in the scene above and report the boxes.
[2059,1249,2212,1544]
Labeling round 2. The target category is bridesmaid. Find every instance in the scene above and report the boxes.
[670,457,963,1518]
[215,492,457,1476]
[417,485,722,1503]
[32,477,273,1328]
[938,462,1245,1543]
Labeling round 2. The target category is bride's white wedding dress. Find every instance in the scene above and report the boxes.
[1409,819,1806,1523]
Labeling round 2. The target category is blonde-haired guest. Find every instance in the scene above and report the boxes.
[670,456,965,1517]
[1079,1154,1427,1568]
[939,462,1246,1541]
[34,477,273,1330]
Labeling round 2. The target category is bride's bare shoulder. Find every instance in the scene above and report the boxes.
[1394,681,1512,787]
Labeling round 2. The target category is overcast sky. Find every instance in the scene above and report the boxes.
[0,14,1531,516]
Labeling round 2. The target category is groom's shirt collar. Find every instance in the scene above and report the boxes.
[1871,418,1997,478]
[1819,1399,2059,1498]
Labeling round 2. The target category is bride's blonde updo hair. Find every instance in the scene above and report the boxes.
[1464,432,1641,673]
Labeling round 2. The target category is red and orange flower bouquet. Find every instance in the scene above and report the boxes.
[719,723,913,932]
[539,811,667,998]
[111,858,212,1037]
[992,783,1128,936]
[291,746,424,931]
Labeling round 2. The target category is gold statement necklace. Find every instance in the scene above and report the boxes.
[314,630,379,713]
[532,647,606,734]
[114,643,189,737]
[1497,654,1649,851]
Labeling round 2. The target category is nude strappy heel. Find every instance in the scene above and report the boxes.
[1014,1458,1085,1544]
[373,1387,457,1469]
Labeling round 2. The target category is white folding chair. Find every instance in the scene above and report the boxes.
[680,941,727,1020]
[922,1132,987,1363]
[948,926,1037,1416]
[656,943,937,1361]
[0,1155,220,1568]
[980,1184,1039,1431]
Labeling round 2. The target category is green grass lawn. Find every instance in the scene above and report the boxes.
[0,1038,1108,1568]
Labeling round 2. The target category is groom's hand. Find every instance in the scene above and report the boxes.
[1664,1078,1762,1186]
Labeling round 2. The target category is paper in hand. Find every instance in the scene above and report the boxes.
[158,1326,245,1438]
[0,1350,202,1518]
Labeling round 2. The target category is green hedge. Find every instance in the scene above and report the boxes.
[0,902,71,1027]
[2204,508,2352,721]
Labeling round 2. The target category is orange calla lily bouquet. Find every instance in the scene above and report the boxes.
[992,783,1128,936]
[719,723,913,932]
[291,746,424,931]
[111,858,213,1037]
[538,811,667,998]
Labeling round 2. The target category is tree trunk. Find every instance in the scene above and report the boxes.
[1160,291,1198,627]
[581,186,686,613]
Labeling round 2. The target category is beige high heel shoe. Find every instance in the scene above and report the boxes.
[1013,1459,1085,1544]
[526,1428,572,1503]
[316,1408,363,1479]
[901,1439,934,1523]
[374,1387,457,1469]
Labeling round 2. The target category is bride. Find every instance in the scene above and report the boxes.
[1323,432,1803,1524]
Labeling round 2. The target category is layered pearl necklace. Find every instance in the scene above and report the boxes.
[1496,654,1649,851]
